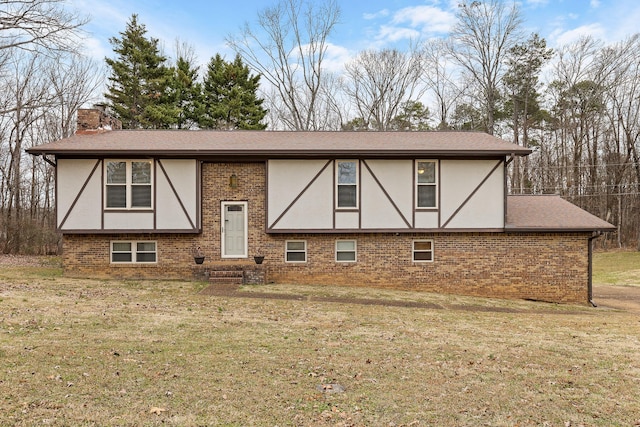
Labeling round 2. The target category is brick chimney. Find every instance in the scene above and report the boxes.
[76,105,122,134]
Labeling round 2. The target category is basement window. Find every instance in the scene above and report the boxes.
[412,240,434,262]
[285,240,307,263]
[336,240,357,262]
[111,241,157,264]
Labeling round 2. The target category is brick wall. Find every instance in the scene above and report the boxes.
[76,108,122,132]
[61,161,592,304]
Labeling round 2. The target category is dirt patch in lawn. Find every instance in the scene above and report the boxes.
[593,284,640,314]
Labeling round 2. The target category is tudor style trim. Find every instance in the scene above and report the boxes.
[441,159,503,228]
[157,159,196,230]
[58,159,101,230]
[362,160,411,228]
[268,160,332,230]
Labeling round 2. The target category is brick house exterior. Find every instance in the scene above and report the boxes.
[27,109,615,304]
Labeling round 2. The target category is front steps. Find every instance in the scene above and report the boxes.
[192,263,266,288]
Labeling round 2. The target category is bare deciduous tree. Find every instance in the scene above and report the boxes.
[343,47,425,131]
[449,0,523,134]
[0,0,87,55]
[226,0,341,130]
[422,38,463,129]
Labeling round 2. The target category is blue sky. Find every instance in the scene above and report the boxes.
[72,0,640,69]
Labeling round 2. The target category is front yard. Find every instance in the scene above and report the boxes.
[0,254,639,426]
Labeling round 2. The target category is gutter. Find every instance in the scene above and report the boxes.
[27,151,56,167]
[588,231,603,307]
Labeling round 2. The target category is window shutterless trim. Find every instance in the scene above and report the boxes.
[110,240,157,264]
[104,160,154,210]
[335,160,359,210]
[335,239,357,263]
[415,160,438,209]
[285,240,307,263]
[412,239,434,263]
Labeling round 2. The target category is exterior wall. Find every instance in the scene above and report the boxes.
[267,159,504,231]
[56,158,198,232]
[61,161,591,304]
[264,232,590,304]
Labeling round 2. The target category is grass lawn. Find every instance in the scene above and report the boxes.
[1,256,639,426]
[593,250,640,286]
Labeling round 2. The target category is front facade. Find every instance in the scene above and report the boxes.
[28,109,615,304]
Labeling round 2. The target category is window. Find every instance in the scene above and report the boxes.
[336,240,356,262]
[285,240,307,263]
[105,160,153,209]
[416,160,437,208]
[336,160,358,208]
[111,241,157,263]
[413,240,434,262]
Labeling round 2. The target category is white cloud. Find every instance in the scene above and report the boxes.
[590,0,601,8]
[321,43,354,73]
[363,9,390,20]
[391,5,456,34]
[77,34,110,61]
[551,23,605,46]
[376,26,422,43]
[366,4,455,46]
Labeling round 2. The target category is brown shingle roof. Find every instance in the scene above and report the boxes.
[27,130,532,158]
[506,195,615,232]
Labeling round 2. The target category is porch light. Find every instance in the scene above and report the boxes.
[229,173,238,188]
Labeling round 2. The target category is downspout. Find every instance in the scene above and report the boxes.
[588,231,603,307]
[504,154,515,228]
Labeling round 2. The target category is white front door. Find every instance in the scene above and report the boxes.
[222,202,247,258]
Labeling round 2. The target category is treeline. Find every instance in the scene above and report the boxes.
[2,0,639,253]
[0,0,101,254]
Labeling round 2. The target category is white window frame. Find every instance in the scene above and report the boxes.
[110,240,157,264]
[415,160,438,209]
[335,240,357,263]
[412,239,434,263]
[336,160,359,209]
[285,240,307,263]
[104,160,154,210]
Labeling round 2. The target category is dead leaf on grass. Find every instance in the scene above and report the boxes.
[149,407,167,415]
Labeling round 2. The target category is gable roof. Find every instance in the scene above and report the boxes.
[506,195,615,232]
[26,130,532,159]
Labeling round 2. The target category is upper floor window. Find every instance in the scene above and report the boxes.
[105,160,153,209]
[336,160,358,209]
[416,160,437,208]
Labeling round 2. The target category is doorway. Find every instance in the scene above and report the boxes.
[221,202,247,258]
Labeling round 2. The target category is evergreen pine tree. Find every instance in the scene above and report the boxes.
[105,14,177,129]
[199,54,267,130]
[168,56,201,129]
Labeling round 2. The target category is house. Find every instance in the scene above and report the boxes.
[27,108,615,304]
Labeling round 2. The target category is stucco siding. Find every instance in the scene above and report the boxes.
[361,160,412,229]
[440,159,504,228]
[57,159,102,230]
[156,159,198,230]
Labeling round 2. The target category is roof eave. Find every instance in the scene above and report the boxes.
[505,225,616,233]
[27,148,532,158]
